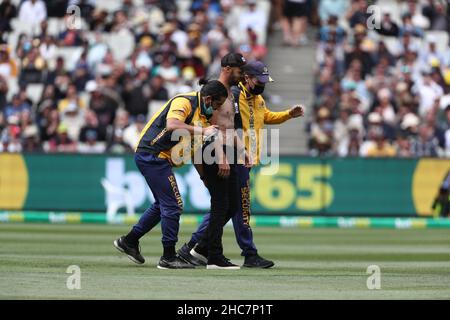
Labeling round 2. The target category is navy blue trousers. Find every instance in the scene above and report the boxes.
[191,165,258,256]
[131,152,182,247]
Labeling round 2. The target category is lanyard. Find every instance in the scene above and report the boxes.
[247,95,258,161]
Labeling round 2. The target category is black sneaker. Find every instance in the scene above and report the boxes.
[113,236,145,264]
[157,255,196,269]
[207,256,240,270]
[243,254,274,268]
[177,243,206,266]
[190,247,208,265]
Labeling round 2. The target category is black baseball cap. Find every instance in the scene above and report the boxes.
[243,61,274,83]
[221,52,247,68]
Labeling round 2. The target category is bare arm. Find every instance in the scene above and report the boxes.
[194,163,207,186]
[166,118,218,136]
[212,131,231,178]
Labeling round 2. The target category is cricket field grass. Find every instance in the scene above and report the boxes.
[1,222,449,299]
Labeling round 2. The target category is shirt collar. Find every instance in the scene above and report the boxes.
[238,82,253,99]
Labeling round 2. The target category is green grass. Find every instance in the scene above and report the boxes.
[0,223,450,299]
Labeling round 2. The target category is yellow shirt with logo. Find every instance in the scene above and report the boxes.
[237,83,292,164]
[137,92,209,166]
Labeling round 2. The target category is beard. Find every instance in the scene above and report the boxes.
[228,76,240,86]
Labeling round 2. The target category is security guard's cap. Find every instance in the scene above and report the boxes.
[243,61,274,83]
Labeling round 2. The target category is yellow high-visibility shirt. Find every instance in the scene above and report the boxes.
[235,82,292,164]
[136,91,209,166]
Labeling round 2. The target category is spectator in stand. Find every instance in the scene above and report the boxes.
[78,130,106,153]
[19,109,34,133]
[188,23,212,67]
[365,127,396,158]
[135,20,156,44]
[122,68,151,118]
[58,25,85,47]
[47,122,77,153]
[413,69,444,117]
[318,0,348,23]
[58,84,86,115]
[207,15,227,54]
[395,131,413,158]
[401,112,421,138]
[0,45,18,78]
[19,42,46,85]
[107,132,132,154]
[72,0,95,23]
[4,94,31,123]
[60,103,85,143]
[0,0,17,33]
[419,36,446,69]
[39,108,60,142]
[372,88,396,138]
[376,11,400,37]
[89,9,109,32]
[281,0,310,46]
[47,0,70,18]
[19,0,47,29]
[72,60,91,92]
[149,75,169,101]
[1,116,22,153]
[87,33,109,70]
[247,28,268,60]
[346,0,369,28]
[106,109,129,146]
[310,107,334,156]
[152,53,180,84]
[39,35,57,61]
[86,80,119,129]
[46,56,68,89]
[179,54,206,80]
[399,12,424,38]
[422,0,448,31]
[106,9,132,32]
[403,0,430,30]
[22,124,42,152]
[240,0,268,41]
[123,114,146,150]
[411,124,440,157]
[318,15,346,44]
[79,109,106,143]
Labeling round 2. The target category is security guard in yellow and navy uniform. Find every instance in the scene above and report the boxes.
[114,80,228,269]
[188,61,304,268]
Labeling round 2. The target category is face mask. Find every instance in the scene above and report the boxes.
[249,83,265,95]
[201,100,214,117]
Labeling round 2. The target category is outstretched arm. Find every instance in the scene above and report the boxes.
[264,104,305,124]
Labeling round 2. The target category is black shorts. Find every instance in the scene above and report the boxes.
[283,0,308,18]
